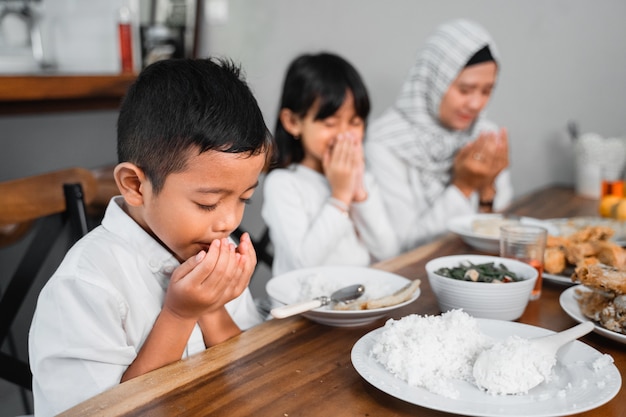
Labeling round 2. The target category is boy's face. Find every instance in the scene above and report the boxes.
[138,149,266,263]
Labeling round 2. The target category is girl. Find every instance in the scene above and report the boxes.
[366,19,513,252]
[262,52,399,276]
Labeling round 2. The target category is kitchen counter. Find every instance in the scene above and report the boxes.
[0,74,136,114]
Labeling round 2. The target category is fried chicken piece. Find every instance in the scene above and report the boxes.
[580,257,600,266]
[567,225,614,243]
[575,288,613,322]
[572,263,626,294]
[546,235,568,248]
[600,296,626,333]
[575,289,626,334]
[563,241,598,265]
[595,241,626,269]
[544,247,566,274]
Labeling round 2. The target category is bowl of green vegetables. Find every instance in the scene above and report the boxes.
[425,255,538,320]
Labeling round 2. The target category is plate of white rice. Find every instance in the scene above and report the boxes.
[266,265,420,327]
[351,310,621,416]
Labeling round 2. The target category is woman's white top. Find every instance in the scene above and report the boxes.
[366,141,512,252]
[366,19,513,251]
[262,164,399,276]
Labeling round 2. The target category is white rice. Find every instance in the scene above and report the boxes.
[371,310,490,398]
[592,354,614,370]
[370,310,617,400]
[473,335,555,395]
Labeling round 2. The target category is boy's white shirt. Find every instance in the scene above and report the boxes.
[28,196,263,417]
[262,164,399,276]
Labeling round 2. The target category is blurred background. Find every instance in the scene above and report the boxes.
[1,0,625,414]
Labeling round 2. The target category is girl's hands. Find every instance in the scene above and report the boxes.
[163,233,257,321]
[452,128,509,197]
[323,132,367,205]
[352,138,368,202]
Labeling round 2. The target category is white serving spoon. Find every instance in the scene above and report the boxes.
[473,321,595,395]
[270,284,365,319]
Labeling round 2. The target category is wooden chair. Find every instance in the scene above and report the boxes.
[88,164,119,219]
[0,167,97,406]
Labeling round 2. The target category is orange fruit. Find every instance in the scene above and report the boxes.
[615,199,626,221]
[599,195,622,218]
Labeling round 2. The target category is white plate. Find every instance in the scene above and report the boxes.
[560,285,626,344]
[543,272,575,285]
[351,319,621,417]
[542,217,626,285]
[546,217,626,246]
[266,266,420,327]
[448,214,558,254]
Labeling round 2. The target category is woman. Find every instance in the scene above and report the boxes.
[366,19,513,252]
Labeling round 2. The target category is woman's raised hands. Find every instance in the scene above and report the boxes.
[452,127,509,197]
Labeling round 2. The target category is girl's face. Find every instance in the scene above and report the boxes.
[290,90,365,172]
[438,61,497,131]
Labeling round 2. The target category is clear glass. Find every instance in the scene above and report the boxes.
[601,166,624,199]
[499,225,547,300]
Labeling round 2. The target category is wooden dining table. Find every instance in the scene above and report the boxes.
[61,185,624,417]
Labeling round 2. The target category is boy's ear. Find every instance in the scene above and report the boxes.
[279,108,303,138]
[114,162,147,207]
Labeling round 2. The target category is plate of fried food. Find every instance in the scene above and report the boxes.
[559,263,626,344]
[266,266,421,327]
[543,220,626,285]
[547,217,626,246]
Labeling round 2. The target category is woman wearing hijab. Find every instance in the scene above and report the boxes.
[366,19,513,252]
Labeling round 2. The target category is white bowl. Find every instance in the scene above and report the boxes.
[425,255,538,321]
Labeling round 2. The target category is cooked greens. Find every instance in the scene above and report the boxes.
[434,261,523,283]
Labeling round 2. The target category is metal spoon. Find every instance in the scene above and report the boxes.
[473,321,594,394]
[270,284,365,319]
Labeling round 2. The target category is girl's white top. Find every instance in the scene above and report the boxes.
[262,164,399,276]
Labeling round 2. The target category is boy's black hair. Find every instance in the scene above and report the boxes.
[271,52,370,169]
[117,57,272,194]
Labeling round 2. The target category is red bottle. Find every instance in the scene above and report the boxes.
[118,7,134,73]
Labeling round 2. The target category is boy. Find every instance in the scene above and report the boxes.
[29,58,272,416]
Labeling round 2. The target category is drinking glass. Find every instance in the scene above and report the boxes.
[601,166,624,199]
[499,225,547,300]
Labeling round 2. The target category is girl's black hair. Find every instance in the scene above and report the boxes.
[271,52,370,169]
[117,57,273,194]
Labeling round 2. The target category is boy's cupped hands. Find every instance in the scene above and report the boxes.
[164,232,257,320]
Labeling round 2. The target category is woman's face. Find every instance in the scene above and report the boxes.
[438,61,497,131]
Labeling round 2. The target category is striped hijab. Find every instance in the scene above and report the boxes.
[368,19,499,204]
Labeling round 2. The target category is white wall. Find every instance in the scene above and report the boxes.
[196,0,626,297]
[198,0,626,198]
[2,0,625,303]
